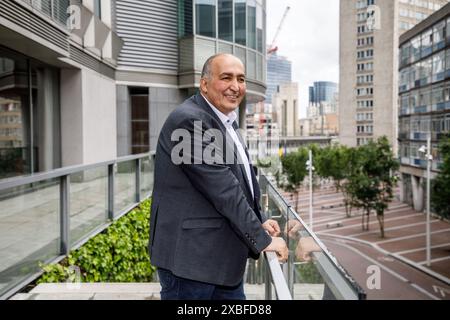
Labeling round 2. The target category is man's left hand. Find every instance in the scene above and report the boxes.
[262,219,281,237]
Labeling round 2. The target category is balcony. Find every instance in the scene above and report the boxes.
[0,157,365,300]
[0,0,123,68]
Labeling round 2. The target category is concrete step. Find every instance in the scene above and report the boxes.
[9,283,325,300]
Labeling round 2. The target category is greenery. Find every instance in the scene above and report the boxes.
[280,137,399,238]
[38,199,155,283]
[280,148,309,211]
[431,135,450,220]
[345,137,399,238]
[295,262,323,284]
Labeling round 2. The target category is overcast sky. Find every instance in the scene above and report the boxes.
[266,0,339,118]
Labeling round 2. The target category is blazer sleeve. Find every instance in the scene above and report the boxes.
[174,116,272,255]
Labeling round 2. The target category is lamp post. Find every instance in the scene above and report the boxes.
[306,150,314,231]
[419,135,433,267]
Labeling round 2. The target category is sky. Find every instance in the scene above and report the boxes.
[266,0,340,118]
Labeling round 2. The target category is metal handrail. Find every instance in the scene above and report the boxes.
[259,171,366,300]
[264,252,292,300]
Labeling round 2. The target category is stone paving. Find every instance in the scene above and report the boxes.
[281,183,450,299]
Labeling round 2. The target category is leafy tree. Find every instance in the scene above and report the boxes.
[281,148,309,211]
[315,144,350,192]
[431,135,450,220]
[345,137,399,238]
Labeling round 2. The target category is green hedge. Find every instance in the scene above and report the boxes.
[38,199,155,283]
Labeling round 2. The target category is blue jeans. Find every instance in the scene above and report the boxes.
[157,268,246,300]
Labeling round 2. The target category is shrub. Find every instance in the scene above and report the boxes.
[38,199,155,283]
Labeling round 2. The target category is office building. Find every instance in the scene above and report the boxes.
[339,0,449,149]
[398,2,450,211]
[309,81,338,105]
[266,51,292,104]
[0,0,268,180]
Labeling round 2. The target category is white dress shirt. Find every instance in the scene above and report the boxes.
[201,95,254,198]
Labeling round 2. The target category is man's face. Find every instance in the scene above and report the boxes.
[200,55,246,115]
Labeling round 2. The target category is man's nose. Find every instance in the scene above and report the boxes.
[229,78,239,91]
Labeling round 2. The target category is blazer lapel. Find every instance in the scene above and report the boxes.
[194,94,254,201]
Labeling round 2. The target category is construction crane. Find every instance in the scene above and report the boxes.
[267,6,291,56]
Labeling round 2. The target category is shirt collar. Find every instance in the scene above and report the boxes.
[201,94,237,127]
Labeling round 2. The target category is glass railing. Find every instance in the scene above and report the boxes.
[0,153,153,300]
[258,171,366,300]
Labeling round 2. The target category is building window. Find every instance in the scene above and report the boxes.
[235,0,246,46]
[130,88,149,154]
[94,0,101,19]
[196,0,216,38]
[256,0,264,53]
[0,47,60,180]
[218,0,233,42]
[179,0,193,37]
[247,0,257,50]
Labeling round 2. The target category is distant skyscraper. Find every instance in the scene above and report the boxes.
[266,52,292,104]
[309,81,338,105]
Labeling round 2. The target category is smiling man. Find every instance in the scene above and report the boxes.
[149,53,288,300]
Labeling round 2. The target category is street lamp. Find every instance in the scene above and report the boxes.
[418,135,433,267]
[306,150,315,231]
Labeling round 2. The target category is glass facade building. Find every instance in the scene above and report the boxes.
[178,0,267,89]
[398,2,450,210]
[266,52,292,104]
[309,81,338,105]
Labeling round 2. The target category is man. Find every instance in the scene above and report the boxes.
[149,53,288,300]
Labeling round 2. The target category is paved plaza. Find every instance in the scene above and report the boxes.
[282,183,450,300]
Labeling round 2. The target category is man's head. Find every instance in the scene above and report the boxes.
[200,54,246,115]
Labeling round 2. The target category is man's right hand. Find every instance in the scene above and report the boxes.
[263,237,288,263]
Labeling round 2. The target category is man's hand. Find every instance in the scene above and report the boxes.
[284,219,302,239]
[263,237,288,263]
[295,237,321,262]
[262,219,281,237]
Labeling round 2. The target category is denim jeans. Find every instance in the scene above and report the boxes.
[157,268,246,300]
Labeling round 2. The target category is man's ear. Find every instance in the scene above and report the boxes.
[200,78,207,95]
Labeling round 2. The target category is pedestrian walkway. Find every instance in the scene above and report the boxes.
[280,182,450,299]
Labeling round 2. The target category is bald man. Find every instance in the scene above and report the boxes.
[149,54,288,300]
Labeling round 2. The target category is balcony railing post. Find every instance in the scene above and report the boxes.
[264,256,272,300]
[108,163,115,221]
[135,158,141,203]
[59,175,70,255]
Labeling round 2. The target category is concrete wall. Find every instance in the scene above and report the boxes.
[61,68,117,167]
[149,87,185,152]
[82,69,117,164]
[61,69,84,166]
[373,0,398,154]
[339,0,358,147]
[116,85,132,157]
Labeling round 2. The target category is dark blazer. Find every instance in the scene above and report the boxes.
[149,94,272,287]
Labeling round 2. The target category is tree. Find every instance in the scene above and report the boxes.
[315,144,350,192]
[280,148,308,212]
[431,135,450,220]
[346,137,399,238]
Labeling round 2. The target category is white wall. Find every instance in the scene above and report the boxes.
[61,69,84,166]
[60,68,117,167]
[82,69,117,164]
